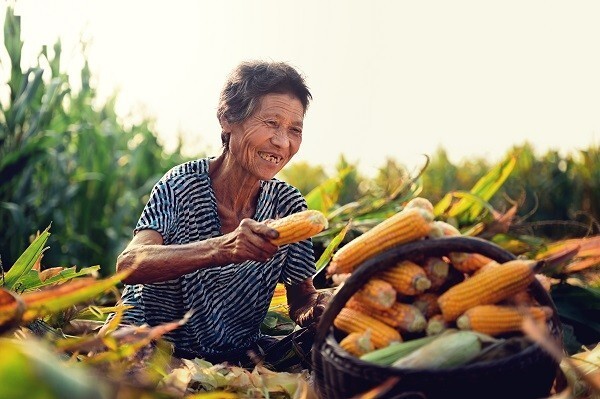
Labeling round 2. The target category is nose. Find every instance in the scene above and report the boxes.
[270,128,290,148]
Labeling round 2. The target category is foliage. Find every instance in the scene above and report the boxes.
[277,160,327,195]
[1,4,600,397]
[0,8,193,275]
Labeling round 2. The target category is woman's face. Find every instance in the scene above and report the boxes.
[225,92,304,180]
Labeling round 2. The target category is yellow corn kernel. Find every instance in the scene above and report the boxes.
[339,330,375,356]
[334,307,402,349]
[266,210,328,246]
[353,278,397,310]
[347,297,427,333]
[456,304,553,336]
[437,259,538,322]
[377,260,431,295]
[449,252,494,273]
[327,208,433,275]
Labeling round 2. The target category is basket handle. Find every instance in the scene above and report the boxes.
[313,236,561,348]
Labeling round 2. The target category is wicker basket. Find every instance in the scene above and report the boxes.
[312,236,563,399]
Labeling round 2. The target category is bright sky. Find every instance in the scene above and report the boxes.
[6,0,600,175]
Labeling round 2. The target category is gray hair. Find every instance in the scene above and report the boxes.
[217,60,312,149]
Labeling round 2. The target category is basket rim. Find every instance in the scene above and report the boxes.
[313,236,563,354]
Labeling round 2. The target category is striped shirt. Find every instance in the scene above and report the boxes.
[118,157,316,357]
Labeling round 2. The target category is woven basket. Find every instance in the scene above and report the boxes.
[312,236,563,399]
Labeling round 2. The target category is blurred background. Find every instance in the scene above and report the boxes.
[1,0,599,275]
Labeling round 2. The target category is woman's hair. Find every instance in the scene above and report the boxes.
[217,60,312,149]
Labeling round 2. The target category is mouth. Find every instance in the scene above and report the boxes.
[258,151,283,165]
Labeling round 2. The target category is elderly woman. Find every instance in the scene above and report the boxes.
[113,60,330,370]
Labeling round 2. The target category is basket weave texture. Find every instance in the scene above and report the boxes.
[312,236,562,399]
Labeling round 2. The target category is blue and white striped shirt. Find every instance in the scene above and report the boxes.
[118,158,316,357]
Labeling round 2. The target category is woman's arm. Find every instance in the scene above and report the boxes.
[118,218,280,284]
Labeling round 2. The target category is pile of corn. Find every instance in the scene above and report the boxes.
[326,197,554,367]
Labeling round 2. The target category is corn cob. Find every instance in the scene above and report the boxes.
[449,252,494,273]
[437,259,539,322]
[404,197,434,213]
[339,330,375,356]
[266,210,328,246]
[426,314,450,336]
[347,297,427,333]
[456,304,553,336]
[473,259,501,275]
[327,208,433,275]
[433,221,493,274]
[353,278,396,310]
[377,260,432,295]
[334,307,402,348]
[422,257,450,290]
[412,292,441,318]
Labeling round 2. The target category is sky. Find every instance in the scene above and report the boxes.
[5,0,600,176]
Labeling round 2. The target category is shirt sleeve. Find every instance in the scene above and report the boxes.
[133,178,176,241]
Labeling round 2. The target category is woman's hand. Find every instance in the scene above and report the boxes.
[286,278,333,329]
[220,218,280,264]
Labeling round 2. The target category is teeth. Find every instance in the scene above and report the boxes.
[259,152,281,164]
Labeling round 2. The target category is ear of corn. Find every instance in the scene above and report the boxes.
[353,278,397,310]
[437,259,539,322]
[422,257,450,290]
[347,297,427,333]
[449,252,494,273]
[377,260,432,295]
[266,210,328,246]
[426,314,450,336]
[334,307,402,349]
[392,330,483,369]
[412,292,441,318]
[327,208,434,275]
[339,330,375,356]
[473,259,502,274]
[456,304,553,336]
[359,334,439,365]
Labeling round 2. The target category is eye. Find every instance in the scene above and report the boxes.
[290,127,303,137]
[264,119,278,128]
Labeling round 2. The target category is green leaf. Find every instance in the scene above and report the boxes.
[0,338,109,399]
[305,167,351,212]
[19,270,129,322]
[3,226,51,290]
[444,155,516,224]
[20,265,100,292]
[315,221,351,274]
[551,283,600,348]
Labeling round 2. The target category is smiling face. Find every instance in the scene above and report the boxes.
[222,92,304,181]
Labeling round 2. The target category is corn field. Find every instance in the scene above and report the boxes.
[1,6,599,399]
